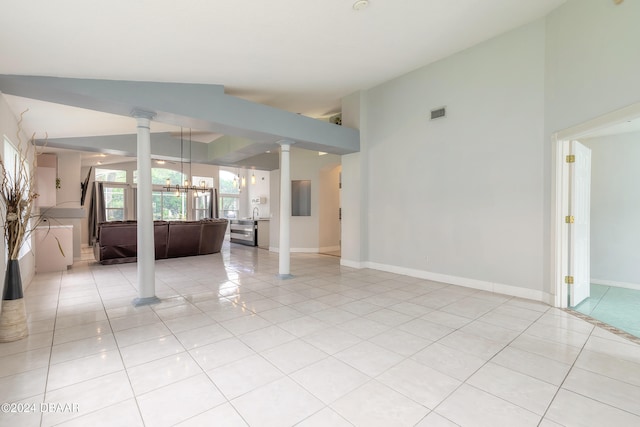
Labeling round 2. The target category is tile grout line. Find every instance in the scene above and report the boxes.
[44,268,129,426]
[39,270,63,427]
[537,321,616,426]
[100,274,148,427]
[419,297,549,424]
[15,247,640,427]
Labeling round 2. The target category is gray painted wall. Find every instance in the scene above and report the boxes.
[582,132,640,287]
[341,0,640,301]
[344,19,546,295]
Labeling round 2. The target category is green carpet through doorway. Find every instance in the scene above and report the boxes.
[574,284,640,338]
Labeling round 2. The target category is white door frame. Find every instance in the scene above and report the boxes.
[552,103,640,308]
[553,135,570,308]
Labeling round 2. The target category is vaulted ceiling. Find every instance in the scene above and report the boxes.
[0,0,567,166]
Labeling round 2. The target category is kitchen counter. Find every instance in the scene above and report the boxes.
[257,219,270,248]
[230,218,270,247]
[35,225,73,272]
[230,219,256,246]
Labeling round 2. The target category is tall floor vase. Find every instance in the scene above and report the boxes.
[0,259,28,342]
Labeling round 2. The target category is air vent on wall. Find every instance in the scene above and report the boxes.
[430,107,446,120]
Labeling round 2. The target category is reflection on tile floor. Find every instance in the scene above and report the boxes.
[574,284,640,338]
[2,242,640,426]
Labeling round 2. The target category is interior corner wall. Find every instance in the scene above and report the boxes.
[340,91,368,267]
[0,93,36,288]
[580,132,640,287]
[340,152,363,265]
[56,152,82,208]
[361,20,547,294]
[319,165,341,251]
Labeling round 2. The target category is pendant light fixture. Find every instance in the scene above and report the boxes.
[163,127,211,195]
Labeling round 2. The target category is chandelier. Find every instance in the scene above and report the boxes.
[163,128,210,195]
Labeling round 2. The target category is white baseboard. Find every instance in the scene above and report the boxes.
[268,247,320,253]
[319,246,341,253]
[340,259,365,269]
[366,261,552,304]
[268,251,552,304]
[263,246,341,254]
[591,278,640,291]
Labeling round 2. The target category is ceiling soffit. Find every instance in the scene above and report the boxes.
[0,75,359,158]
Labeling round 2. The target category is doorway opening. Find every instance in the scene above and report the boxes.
[319,164,342,258]
[554,103,640,337]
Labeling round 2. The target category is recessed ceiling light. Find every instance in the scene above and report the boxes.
[156,160,166,165]
[353,0,369,11]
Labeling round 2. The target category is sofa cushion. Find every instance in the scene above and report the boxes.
[154,221,169,259]
[167,221,202,258]
[199,219,228,254]
[96,222,137,262]
[95,219,228,264]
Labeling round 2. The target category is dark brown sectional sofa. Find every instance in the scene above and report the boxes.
[94,219,228,265]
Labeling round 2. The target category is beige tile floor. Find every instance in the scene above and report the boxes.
[2,242,640,426]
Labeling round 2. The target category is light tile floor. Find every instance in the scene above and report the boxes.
[2,243,640,426]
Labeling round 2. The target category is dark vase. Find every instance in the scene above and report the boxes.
[3,259,23,300]
[0,259,28,342]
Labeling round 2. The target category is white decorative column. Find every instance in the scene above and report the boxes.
[132,110,160,306]
[278,140,295,278]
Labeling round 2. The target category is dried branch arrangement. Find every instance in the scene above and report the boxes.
[0,110,40,260]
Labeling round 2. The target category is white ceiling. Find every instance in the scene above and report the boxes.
[4,1,637,166]
[1,0,576,165]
